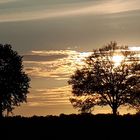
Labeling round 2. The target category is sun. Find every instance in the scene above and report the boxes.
[112,55,124,66]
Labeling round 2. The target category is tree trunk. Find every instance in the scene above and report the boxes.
[112,107,117,116]
[0,99,3,118]
[0,112,3,118]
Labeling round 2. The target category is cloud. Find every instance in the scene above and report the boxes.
[0,0,17,4]
[23,49,90,107]
[24,54,68,62]
[0,0,140,22]
[27,86,71,107]
[24,50,92,79]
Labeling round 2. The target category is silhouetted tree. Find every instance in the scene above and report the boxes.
[68,42,140,115]
[0,44,30,117]
[70,96,95,113]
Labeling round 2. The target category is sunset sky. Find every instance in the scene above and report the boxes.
[0,0,140,116]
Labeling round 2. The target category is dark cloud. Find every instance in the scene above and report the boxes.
[50,73,69,77]
[23,54,68,61]
[25,68,34,71]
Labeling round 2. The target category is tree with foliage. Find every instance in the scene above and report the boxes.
[0,44,30,117]
[70,96,96,113]
[68,42,140,115]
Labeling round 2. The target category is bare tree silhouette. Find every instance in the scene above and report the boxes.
[68,42,140,115]
[0,44,30,117]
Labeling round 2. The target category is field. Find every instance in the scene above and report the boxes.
[0,113,140,139]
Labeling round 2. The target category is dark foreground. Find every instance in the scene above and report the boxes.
[0,113,140,139]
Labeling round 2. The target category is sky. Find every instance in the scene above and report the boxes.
[1,0,140,116]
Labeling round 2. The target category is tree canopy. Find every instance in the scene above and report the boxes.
[0,44,30,117]
[68,42,140,115]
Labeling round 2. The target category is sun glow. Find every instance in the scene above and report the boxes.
[128,46,140,51]
[75,52,92,63]
[112,55,124,67]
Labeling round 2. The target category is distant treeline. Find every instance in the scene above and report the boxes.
[0,113,140,139]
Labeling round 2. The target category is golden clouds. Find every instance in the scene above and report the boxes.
[22,49,91,110]
[27,86,71,107]
[24,50,92,80]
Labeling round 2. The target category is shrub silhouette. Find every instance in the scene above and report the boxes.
[0,44,30,117]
